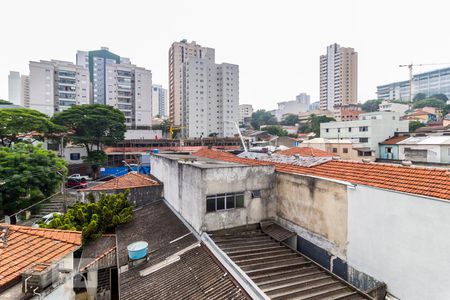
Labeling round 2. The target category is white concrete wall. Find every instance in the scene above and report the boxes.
[347,185,450,300]
[29,61,55,116]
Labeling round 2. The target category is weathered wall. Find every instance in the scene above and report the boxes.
[150,155,182,211]
[276,172,348,258]
[347,185,450,300]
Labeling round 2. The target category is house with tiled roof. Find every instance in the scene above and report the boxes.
[277,147,334,157]
[379,135,410,160]
[0,224,82,299]
[150,148,450,300]
[81,172,163,207]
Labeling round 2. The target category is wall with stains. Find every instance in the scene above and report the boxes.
[276,172,348,258]
[347,185,450,300]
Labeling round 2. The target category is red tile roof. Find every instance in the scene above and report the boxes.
[194,149,450,200]
[0,224,81,290]
[380,136,410,145]
[104,145,241,154]
[84,172,161,191]
[277,147,334,157]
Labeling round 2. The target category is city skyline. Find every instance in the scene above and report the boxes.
[2,0,450,111]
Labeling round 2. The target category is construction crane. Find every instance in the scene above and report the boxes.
[399,63,450,102]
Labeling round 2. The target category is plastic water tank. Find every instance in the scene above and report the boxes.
[152,149,160,154]
[127,241,148,260]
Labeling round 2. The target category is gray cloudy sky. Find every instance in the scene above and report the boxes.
[1,0,449,110]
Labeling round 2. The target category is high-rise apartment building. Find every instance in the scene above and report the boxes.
[168,40,204,126]
[239,104,253,125]
[170,40,239,138]
[8,71,21,105]
[320,43,358,111]
[151,84,168,118]
[377,67,450,101]
[21,75,30,107]
[77,47,152,127]
[29,60,90,116]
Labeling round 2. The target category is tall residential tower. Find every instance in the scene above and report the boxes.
[320,43,357,111]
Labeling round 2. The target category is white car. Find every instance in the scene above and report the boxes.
[68,174,91,181]
[32,212,63,228]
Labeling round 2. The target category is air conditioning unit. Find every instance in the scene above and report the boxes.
[22,263,58,294]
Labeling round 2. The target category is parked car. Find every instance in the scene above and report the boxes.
[68,174,91,181]
[32,212,62,228]
[66,178,88,189]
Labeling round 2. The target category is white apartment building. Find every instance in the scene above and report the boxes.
[181,53,239,138]
[151,84,168,118]
[379,100,410,116]
[8,71,21,105]
[320,111,409,156]
[29,60,89,116]
[105,64,152,127]
[169,40,204,126]
[274,92,310,121]
[21,75,30,107]
[320,43,358,111]
[239,104,253,124]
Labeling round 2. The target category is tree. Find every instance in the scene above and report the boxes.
[280,114,299,126]
[409,121,426,132]
[443,104,450,116]
[52,105,126,175]
[361,99,382,112]
[160,119,172,137]
[413,93,427,101]
[264,125,288,136]
[52,104,126,152]
[0,143,66,214]
[431,94,448,101]
[299,114,335,137]
[0,108,62,147]
[41,191,132,241]
[250,110,278,129]
[0,99,12,105]
[412,98,447,109]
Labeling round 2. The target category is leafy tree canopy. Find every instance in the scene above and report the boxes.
[51,104,126,153]
[409,120,426,132]
[413,93,427,101]
[430,93,448,101]
[412,98,447,109]
[361,99,382,112]
[0,108,63,147]
[280,114,299,126]
[250,110,278,129]
[0,99,12,105]
[41,191,133,242]
[298,114,335,137]
[264,125,288,137]
[0,143,66,214]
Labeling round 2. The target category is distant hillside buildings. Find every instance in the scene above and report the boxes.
[377,67,450,101]
[169,40,239,138]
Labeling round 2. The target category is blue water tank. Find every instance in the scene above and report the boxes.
[127,241,148,260]
[152,149,160,154]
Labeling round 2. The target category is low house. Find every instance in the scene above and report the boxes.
[276,146,334,157]
[156,149,450,300]
[0,224,82,299]
[402,109,437,123]
[81,172,163,207]
[378,135,409,160]
[300,138,375,161]
[397,135,450,164]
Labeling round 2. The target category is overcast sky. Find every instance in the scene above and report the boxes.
[1,0,449,110]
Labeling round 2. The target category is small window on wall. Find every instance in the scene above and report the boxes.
[70,153,81,160]
[206,192,245,212]
[251,190,261,198]
[343,148,348,153]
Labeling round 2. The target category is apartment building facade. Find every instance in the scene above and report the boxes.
[168,40,204,126]
[239,104,253,124]
[8,71,21,105]
[320,111,409,156]
[151,84,168,118]
[377,67,450,101]
[29,60,90,116]
[320,43,358,111]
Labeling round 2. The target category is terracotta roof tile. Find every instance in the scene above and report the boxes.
[0,224,81,290]
[84,172,161,191]
[104,145,241,154]
[380,136,410,145]
[276,147,334,157]
[194,149,450,201]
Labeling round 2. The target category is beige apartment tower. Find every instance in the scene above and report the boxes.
[320,43,357,111]
[168,40,204,126]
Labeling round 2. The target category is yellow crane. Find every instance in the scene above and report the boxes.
[399,63,450,102]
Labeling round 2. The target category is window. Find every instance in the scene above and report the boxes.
[386,147,392,153]
[70,153,81,160]
[206,192,245,212]
[359,138,369,143]
[326,128,329,133]
[332,148,338,153]
[251,190,261,198]
[343,148,348,153]
[348,127,352,132]
[359,126,368,132]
